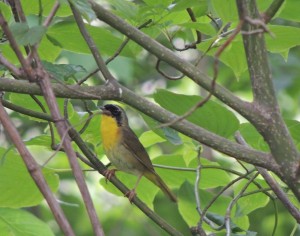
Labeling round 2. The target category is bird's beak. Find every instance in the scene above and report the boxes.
[99,106,110,115]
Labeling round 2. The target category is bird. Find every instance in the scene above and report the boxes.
[100,104,177,202]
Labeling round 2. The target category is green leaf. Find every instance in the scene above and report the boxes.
[171,0,207,13]
[266,25,300,55]
[154,89,240,138]
[285,120,300,150]
[70,0,96,22]
[197,35,248,78]
[47,21,133,56]
[239,123,269,151]
[210,0,238,23]
[10,22,46,46]
[0,148,59,207]
[179,22,217,36]
[178,181,199,226]
[205,212,245,233]
[0,208,55,236]
[0,3,12,22]
[161,127,183,145]
[42,61,87,81]
[143,0,172,8]
[139,130,166,148]
[108,0,139,22]
[80,112,102,148]
[178,181,233,226]
[279,0,300,22]
[141,113,183,145]
[152,155,194,188]
[234,179,269,216]
[38,37,62,62]
[9,94,75,123]
[21,0,71,17]
[189,158,231,189]
[25,135,54,148]
[100,172,158,207]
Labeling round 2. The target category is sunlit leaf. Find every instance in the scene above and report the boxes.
[0,148,59,207]
[10,22,46,46]
[0,208,54,236]
[154,89,240,138]
[42,61,87,81]
[234,179,269,216]
[70,0,96,22]
[47,21,133,56]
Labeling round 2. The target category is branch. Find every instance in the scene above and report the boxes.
[69,1,115,82]
[0,78,280,173]
[0,53,22,77]
[0,78,119,99]
[0,96,75,236]
[236,0,300,198]
[262,0,285,23]
[68,127,184,236]
[35,68,104,235]
[0,11,32,78]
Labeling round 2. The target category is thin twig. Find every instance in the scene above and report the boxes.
[235,131,300,223]
[106,19,152,64]
[195,147,202,216]
[244,16,274,37]
[155,59,184,80]
[0,96,75,236]
[193,147,208,236]
[0,12,32,78]
[199,169,256,230]
[14,0,27,22]
[225,172,259,236]
[43,1,60,27]
[0,53,22,77]
[12,0,31,54]
[77,19,152,85]
[172,8,201,51]
[206,13,220,30]
[69,1,115,82]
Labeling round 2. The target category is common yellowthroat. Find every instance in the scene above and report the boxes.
[100,104,177,202]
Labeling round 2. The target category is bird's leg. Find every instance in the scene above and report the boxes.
[103,168,117,183]
[125,174,143,203]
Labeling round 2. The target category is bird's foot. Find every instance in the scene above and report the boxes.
[125,190,136,203]
[103,169,117,183]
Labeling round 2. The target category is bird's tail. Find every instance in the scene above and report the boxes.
[144,172,177,202]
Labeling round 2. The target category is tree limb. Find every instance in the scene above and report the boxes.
[0,78,280,173]
[236,0,300,199]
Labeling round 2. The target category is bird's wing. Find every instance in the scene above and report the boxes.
[121,126,156,173]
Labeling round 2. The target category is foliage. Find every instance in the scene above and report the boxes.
[1,0,300,235]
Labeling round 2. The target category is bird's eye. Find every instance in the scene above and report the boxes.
[112,107,120,116]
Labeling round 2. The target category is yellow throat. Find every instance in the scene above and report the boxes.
[101,115,121,150]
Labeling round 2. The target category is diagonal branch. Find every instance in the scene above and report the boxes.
[69,1,115,83]
[35,68,104,235]
[262,0,285,23]
[0,78,280,173]
[2,99,184,236]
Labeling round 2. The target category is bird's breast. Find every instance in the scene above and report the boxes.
[101,115,121,151]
